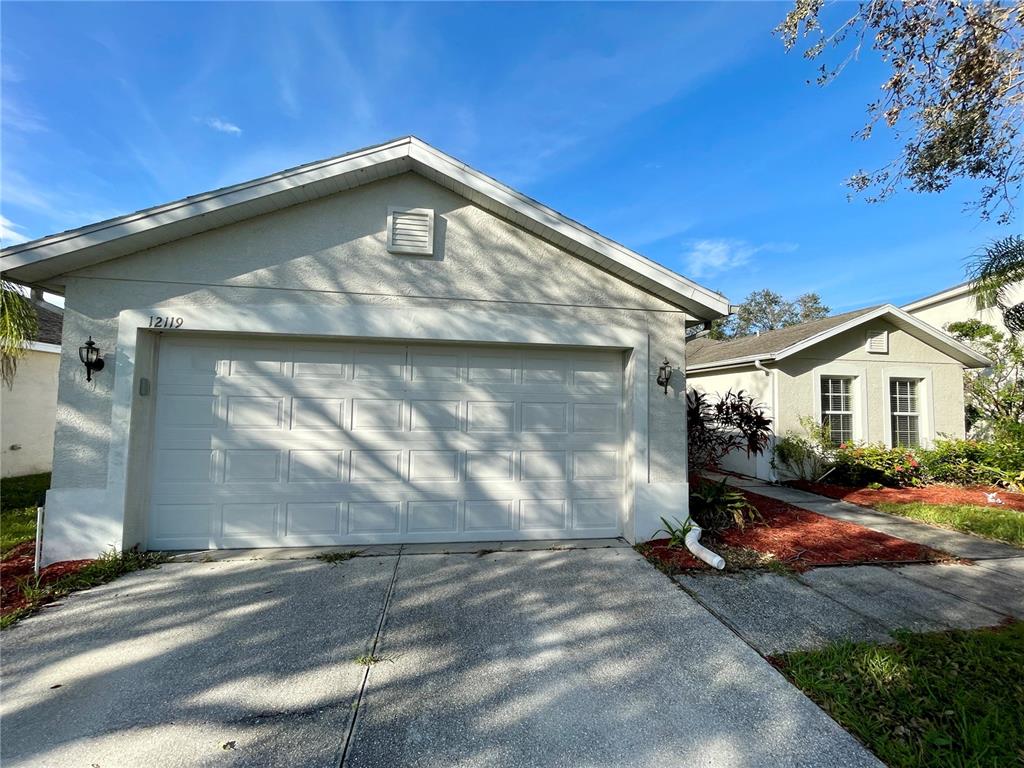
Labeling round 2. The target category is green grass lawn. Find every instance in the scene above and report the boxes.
[874,501,1024,547]
[775,623,1024,768]
[1,472,49,558]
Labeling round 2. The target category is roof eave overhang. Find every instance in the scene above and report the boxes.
[686,355,778,373]
[1,136,729,320]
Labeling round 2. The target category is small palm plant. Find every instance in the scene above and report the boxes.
[655,516,694,548]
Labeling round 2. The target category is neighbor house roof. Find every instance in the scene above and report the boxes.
[901,281,974,312]
[0,136,730,320]
[32,299,63,345]
[687,304,990,371]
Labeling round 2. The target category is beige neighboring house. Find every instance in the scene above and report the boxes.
[687,304,990,481]
[1,293,63,478]
[902,279,1024,337]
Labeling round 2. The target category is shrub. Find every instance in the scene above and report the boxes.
[772,417,834,481]
[920,436,1024,489]
[689,478,760,532]
[831,443,926,487]
[686,389,773,474]
[920,439,1005,486]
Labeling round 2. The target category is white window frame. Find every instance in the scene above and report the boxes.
[811,363,868,444]
[819,375,856,446]
[881,366,935,448]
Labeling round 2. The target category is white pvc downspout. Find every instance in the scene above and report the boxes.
[753,358,779,483]
[685,523,726,570]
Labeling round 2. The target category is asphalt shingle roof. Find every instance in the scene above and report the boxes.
[687,306,880,367]
[31,300,63,345]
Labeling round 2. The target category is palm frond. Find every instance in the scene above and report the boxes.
[967,236,1024,333]
[0,281,39,388]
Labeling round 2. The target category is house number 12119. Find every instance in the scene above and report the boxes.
[148,316,184,329]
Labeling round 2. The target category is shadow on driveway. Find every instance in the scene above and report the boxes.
[1,549,880,767]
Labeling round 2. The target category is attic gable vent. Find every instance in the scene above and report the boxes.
[387,207,434,256]
[865,329,888,354]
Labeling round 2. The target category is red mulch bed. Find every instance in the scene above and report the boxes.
[1,542,92,616]
[642,490,951,573]
[791,480,1024,512]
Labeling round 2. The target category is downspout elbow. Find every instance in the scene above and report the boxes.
[685,524,725,570]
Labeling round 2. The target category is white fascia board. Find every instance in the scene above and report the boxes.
[23,341,61,354]
[1,136,729,319]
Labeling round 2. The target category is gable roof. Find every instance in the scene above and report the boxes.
[0,136,730,320]
[687,304,990,370]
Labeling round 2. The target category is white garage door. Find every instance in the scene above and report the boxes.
[148,336,625,550]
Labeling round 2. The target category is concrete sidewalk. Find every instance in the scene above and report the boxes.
[0,547,881,768]
[684,473,1024,655]
[677,559,1023,655]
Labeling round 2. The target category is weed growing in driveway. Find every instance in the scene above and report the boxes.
[774,622,1024,768]
[1,547,167,630]
[355,653,393,667]
[314,550,362,565]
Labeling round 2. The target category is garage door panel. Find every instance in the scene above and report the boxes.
[150,338,625,549]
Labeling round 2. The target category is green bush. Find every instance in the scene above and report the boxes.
[920,436,1024,489]
[831,443,926,487]
[772,417,833,481]
[920,439,1004,485]
[689,478,760,532]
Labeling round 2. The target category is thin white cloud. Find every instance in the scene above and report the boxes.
[683,238,797,279]
[0,215,29,246]
[202,117,242,135]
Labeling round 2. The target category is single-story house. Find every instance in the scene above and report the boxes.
[903,279,1024,337]
[1,293,63,478]
[686,304,990,481]
[0,136,730,564]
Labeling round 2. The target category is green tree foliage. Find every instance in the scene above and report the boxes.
[967,235,1024,333]
[777,0,1024,223]
[716,289,830,339]
[946,319,1024,435]
[0,281,37,389]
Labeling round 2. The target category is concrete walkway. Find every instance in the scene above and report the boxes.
[683,473,1024,655]
[0,544,881,768]
[708,471,1023,561]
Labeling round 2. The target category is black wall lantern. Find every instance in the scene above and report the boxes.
[79,337,105,382]
[656,358,672,394]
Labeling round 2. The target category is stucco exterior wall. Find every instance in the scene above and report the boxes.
[906,281,1024,338]
[45,172,693,556]
[1,349,60,478]
[776,319,967,444]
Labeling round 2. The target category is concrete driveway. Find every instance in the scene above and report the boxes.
[1,545,880,767]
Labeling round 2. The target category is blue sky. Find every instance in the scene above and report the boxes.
[1,2,1010,311]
